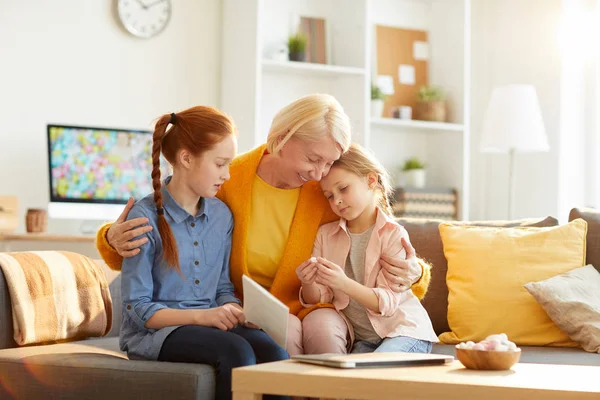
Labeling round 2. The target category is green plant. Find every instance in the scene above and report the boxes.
[287,33,307,53]
[402,157,426,171]
[371,83,386,100]
[417,85,446,102]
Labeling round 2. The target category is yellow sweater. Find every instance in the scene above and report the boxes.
[96,144,431,318]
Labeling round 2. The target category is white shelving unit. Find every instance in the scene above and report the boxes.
[262,60,366,77]
[370,117,464,132]
[221,0,471,219]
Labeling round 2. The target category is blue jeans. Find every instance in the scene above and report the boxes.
[351,336,433,354]
[158,325,289,400]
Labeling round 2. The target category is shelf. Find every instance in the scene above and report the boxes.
[261,59,366,77]
[371,117,464,132]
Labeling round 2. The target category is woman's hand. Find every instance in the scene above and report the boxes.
[296,258,318,285]
[315,257,348,292]
[201,303,246,331]
[107,197,154,258]
[380,237,422,292]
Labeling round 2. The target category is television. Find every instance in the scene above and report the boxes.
[47,124,165,220]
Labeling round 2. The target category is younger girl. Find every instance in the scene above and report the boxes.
[296,143,438,354]
[120,106,289,400]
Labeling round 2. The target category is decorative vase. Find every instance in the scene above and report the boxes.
[404,169,426,188]
[289,52,305,62]
[371,99,385,118]
[25,208,48,233]
[415,100,446,122]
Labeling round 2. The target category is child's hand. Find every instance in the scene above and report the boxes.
[315,257,348,291]
[204,303,245,331]
[229,303,261,329]
[296,257,318,285]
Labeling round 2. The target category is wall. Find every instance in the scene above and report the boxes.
[469,0,564,221]
[0,0,222,233]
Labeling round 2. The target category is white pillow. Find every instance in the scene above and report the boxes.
[525,265,600,353]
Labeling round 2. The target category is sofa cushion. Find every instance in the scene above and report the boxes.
[569,208,600,273]
[398,216,558,336]
[0,337,215,400]
[438,219,586,346]
[432,344,600,366]
[525,265,600,353]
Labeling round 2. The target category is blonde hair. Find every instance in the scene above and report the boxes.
[266,94,351,154]
[332,143,394,216]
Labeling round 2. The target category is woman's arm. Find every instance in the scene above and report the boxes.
[380,237,431,299]
[96,197,154,271]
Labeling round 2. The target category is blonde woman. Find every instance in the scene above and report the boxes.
[96,94,431,356]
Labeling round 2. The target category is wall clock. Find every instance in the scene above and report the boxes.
[117,0,171,39]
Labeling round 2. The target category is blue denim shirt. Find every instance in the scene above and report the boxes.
[119,178,240,360]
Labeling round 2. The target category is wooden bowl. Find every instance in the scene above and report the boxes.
[456,347,521,370]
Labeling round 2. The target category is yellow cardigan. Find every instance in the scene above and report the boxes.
[96,144,431,318]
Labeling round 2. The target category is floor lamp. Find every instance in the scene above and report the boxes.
[480,85,549,220]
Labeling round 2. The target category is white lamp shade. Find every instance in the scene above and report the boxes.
[480,85,549,153]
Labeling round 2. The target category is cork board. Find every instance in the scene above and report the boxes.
[375,26,428,118]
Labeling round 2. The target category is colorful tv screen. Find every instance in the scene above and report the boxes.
[47,124,166,204]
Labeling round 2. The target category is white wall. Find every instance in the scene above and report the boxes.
[470,0,564,221]
[0,0,222,233]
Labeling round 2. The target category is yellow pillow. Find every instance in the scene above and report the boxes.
[438,219,587,346]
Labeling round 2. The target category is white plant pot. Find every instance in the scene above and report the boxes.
[404,169,426,188]
[371,99,384,118]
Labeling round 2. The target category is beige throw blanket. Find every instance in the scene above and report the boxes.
[0,251,112,346]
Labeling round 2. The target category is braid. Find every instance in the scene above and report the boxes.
[152,114,180,273]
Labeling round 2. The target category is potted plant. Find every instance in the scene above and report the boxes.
[287,33,307,62]
[415,85,446,122]
[371,83,386,118]
[401,157,426,188]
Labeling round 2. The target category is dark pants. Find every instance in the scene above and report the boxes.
[158,325,289,400]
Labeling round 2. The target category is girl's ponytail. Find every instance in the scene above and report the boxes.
[152,113,180,273]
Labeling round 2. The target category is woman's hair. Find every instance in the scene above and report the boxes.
[151,106,236,273]
[332,143,394,216]
[266,94,352,155]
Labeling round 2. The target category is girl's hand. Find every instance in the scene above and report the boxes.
[228,303,260,329]
[203,304,245,331]
[296,257,318,285]
[315,257,349,292]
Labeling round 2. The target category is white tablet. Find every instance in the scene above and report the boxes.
[242,275,289,349]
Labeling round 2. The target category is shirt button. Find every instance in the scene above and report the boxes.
[191,222,195,227]
[195,279,200,284]
[194,241,198,246]
[127,305,131,310]
[195,261,199,265]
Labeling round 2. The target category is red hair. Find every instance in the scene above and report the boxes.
[151,106,236,273]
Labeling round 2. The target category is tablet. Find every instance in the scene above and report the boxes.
[292,352,454,369]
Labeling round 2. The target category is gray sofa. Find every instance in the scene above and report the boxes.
[0,264,216,400]
[0,208,598,399]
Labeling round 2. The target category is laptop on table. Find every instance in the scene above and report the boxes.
[291,352,454,369]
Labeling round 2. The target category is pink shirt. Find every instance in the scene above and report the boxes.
[301,209,438,344]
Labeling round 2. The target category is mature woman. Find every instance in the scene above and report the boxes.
[96,94,431,356]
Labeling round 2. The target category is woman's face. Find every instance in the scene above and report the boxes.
[277,135,342,188]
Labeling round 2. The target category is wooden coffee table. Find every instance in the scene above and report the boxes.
[232,359,600,399]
